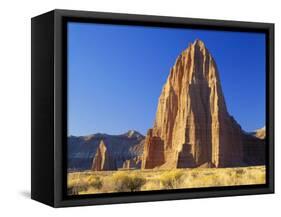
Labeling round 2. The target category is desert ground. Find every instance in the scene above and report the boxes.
[67,166,265,195]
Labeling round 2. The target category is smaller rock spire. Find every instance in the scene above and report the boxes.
[92,140,111,171]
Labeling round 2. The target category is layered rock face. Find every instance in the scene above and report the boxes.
[68,130,144,171]
[142,39,245,169]
[243,127,266,165]
[92,140,115,171]
[142,129,165,169]
[122,156,142,169]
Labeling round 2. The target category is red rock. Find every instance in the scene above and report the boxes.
[142,129,165,169]
[92,140,115,171]
[142,39,245,169]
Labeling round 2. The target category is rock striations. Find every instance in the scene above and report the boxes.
[142,39,250,169]
[68,131,144,171]
[92,140,115,171]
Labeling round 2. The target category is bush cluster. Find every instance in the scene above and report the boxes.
[113,172,146,192]
[160,170,184,189]
[88,176,103,190]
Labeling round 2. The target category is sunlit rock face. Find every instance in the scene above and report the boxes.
[142,39,246,169]
[92,140,115,171]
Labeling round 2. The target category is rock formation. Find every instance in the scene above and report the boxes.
[253,127,266,139]
[92,140,115,171]
[142,129,165,169]
[122,157,142,169]
[243,127,266,165]
[68,130,144,171]
[142,39,246,169]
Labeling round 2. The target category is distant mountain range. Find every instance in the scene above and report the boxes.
[68,130,144,171]
[68,127,265,171]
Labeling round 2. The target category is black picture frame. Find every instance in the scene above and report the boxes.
[31,9,274,207]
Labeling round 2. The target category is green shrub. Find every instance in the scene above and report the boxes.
[113,172,146,192]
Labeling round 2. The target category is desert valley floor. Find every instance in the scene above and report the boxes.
[68,166,266,195]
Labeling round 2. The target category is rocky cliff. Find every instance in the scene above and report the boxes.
[68,130,144,171]
[243,127,266,166]
[122,156,142,169]
[142,39,262,169]
[92,140,115,171]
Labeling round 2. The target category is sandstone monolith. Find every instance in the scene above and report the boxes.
[142,39,244,169]
[92,140,115,171]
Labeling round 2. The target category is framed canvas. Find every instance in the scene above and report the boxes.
[31,9,274,207]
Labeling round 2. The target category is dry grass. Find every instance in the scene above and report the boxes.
[67,166,266,195]
[112,172,146,192]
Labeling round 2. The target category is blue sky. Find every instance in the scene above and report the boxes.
[67,22,266,136]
